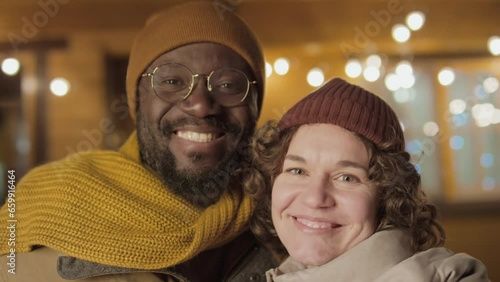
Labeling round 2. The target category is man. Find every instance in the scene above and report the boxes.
[0,2,276,281]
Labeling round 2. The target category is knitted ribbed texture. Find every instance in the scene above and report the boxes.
[127,1,265,121]
[0,131,254,269]
[279,78,405,152]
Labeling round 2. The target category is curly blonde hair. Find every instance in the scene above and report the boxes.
[243,120,445,258]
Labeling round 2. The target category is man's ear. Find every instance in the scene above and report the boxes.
[135,76,151,113]
[249,87,260,121]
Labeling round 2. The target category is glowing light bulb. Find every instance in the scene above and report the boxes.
[449,99,467,115]
[423,122,439,137]
[1,58,20,76]
[392,24,411,43]
[265,62,273,78]
[50,78,70,96]
[438,67,455,86]
[366,54,382,68]
[384,73,400,91]
[274,57,290,75]
[363,66,380,82]
[307,68,324,87]
[406,11,425,31]
[483,76,499,93]
[345,59,362,78]
[488,36,500,56]
[395,61,413,76]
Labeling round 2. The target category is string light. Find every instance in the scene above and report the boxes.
[345,59,362,78]
[50,78,70,96]
[406,11,425,31]
[1,58,21,76]
[265,62,273,78]
[392,24,411,43]
[363,66,380,82]
[366,54,382,68]
[274,57,290,75]
[438,67,455,86]
[423,122,439,137]
[307,68,324,87]
[483,76,499,93]
[385,73,400,91]
[488,36,500,56]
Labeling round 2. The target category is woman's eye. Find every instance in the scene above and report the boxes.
[338,174,358,182]
[287,168,304,175]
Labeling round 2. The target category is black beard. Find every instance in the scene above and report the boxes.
[136,112,252,209]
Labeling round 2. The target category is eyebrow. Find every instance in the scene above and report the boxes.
[284,154,306,163]
[337,160,369,172]
[284,155,368,171]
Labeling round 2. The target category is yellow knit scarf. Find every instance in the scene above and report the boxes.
[0,131,254,269]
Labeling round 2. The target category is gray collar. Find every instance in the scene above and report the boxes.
[57,256,187,281]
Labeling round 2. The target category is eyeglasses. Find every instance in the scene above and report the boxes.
[141,63,257,107]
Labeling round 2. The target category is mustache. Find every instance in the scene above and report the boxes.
[161,117,241,136]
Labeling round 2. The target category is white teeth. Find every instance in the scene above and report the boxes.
[177,131,216,142]
[296,217,334,229]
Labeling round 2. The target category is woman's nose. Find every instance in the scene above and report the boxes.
[301,176,336,208]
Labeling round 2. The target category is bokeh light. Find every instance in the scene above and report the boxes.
[265,62,273,78]
[1,58,20,76]
[452,113,469,127]
[492,109,500,124]
[449,99,467,115]
[392,24,411,43]
[423,122,439,136]
[395,61,413,76]
[438,67,455,86]
[471,103,495,127]
[307,68,325,87]
[406,140,423,154]
[482,177,495,191]
[449,135,464,150]
[474,84,489,100]
[363,66,380,82]
[406,11,425,31]
[480,153,494,168]
[400,73,416,89]
[366,54,382,68]
[415,164,422,174]
[393,89,412,104]
[50,78,70,97]
[385,73,400,91]
[483,76,499,93]
[345,59,362,78]
[488,36,500,56]
[274,57,290,75]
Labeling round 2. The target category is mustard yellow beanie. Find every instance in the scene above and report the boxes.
[126,1,265,121]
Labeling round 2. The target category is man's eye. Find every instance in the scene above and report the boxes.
[162,79,182,85]
[219,82,234,88]
[214,81,242,94]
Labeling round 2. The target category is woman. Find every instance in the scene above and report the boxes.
[244,78,489,281]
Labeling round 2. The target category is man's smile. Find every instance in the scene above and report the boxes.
[175,131,224,143]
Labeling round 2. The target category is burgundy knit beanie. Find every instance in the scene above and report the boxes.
[279,78,405,152]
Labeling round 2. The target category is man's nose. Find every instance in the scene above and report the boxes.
[178,76,222,117]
